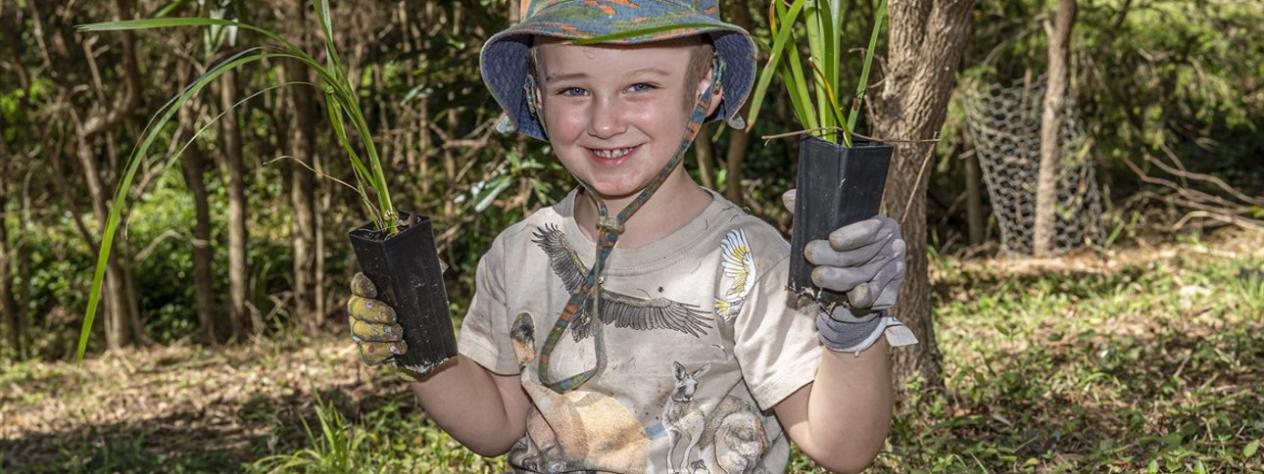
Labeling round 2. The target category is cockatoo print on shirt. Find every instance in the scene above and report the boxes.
[715,229,756,322]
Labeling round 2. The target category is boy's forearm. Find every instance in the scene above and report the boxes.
[408,355,529,456]
[802,339,893,473]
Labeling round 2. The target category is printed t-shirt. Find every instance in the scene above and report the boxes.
[458,187,822,473]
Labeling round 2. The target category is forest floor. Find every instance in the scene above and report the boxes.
[2,229,1263,473]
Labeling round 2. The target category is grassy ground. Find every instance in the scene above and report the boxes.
[2,231,1261,473]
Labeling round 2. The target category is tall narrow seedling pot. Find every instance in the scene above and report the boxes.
[349,213,455,374]
[789,136,893,305]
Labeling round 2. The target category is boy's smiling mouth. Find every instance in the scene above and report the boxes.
[586,145,640,165]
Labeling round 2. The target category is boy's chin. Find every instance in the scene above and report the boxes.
[583,184,640,202]
[580,178,652,202]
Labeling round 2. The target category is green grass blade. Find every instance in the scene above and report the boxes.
[806,57,845,129]
[310,0,394,233]
[78,48,270,360]
[313,0,346,84]
[324,94,383,230]
[776,0,816,132]
[570,23,720,45]
[844,0,887,146]
[745,0,808,131]
[780,1,818,132]
[828,0,844,102]
[77,17,301,52]
[804,2,832,135]
[779,53,814,131]
[343,98,397,229]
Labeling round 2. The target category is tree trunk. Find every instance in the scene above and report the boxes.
[874,0,975,398]
[75,133,139,350]
[287,0,321,334]
[217,68,252,340]
[179,105,221,344]
[721,0,755,204]
[694,123,716,189]
[964,133,984,246]
[724,127,750,203]
[1033,0,1077,257]
[0,147,21,358]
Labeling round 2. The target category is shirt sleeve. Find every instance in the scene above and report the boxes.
[732,254,822,411]
[456,238,521,375]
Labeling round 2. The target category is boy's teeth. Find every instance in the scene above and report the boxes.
[593,147,633,159]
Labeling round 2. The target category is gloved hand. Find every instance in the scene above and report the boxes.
[783,189,906,310]
[782,189,917,354]
[347,272,408,365]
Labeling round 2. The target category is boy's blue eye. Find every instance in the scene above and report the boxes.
[628,83,657,92]
[558,87,588,97]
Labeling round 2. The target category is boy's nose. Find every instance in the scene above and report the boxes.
[586,98,626,139]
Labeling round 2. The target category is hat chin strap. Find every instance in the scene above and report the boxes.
[535,58,725,393]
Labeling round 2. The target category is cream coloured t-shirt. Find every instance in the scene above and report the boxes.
[457,187,822,474]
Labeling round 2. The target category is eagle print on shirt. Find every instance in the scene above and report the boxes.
[714,229,756,322]
[532,224,713,341]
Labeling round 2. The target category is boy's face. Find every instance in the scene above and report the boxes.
[534,38,720,201]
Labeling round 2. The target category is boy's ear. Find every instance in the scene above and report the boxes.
[696,71,724,118]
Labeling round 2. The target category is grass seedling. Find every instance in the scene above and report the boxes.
[76,0,397,360]
[744,0,888,147]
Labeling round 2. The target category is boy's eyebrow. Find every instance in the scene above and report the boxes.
[545,72,588,82]
[545,68,671,82]
[630,67,671,76]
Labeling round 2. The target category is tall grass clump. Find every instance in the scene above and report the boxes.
[75,0,396,360]
[249,395,374,474]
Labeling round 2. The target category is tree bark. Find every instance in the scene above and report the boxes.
[179,105,221,344]
[0,143,22,358]
[720,0,755,204]
[287,0,321,334]
[724,126,750,203]
[694,123,716,189]
[963,132,984,245]
[75,132,138,350]
[217,68,253,340]
[1033,0,1077,257]
[874,0,975,397]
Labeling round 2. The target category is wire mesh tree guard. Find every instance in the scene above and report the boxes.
[963,76,1105,255]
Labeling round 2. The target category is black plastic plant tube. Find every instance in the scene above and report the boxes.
[789,136,893,306]
[348,212,455,374]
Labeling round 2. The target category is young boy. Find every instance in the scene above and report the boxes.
[348,1,916,472]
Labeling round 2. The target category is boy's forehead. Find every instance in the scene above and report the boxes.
[535,39,697,78]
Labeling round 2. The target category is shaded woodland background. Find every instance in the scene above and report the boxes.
[1,0,1261,472]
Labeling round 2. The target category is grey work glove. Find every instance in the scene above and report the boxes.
[783,189,918,354]
[347,273,408,365]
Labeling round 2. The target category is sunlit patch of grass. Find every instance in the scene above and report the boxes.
[245,392,506,473]
[872,251,1264,472]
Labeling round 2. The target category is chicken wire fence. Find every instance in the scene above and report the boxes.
[963,76,1105,255]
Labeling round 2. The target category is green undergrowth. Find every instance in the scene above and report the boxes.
[246,247,1262,472]
[872,250,1264,473]
[3,245,1260,473]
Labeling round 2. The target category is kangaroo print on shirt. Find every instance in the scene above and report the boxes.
[662,361,769,473]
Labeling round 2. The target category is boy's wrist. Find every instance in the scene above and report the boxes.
[816,307,918,355]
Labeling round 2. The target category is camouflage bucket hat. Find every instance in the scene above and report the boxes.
[481,0,757,141]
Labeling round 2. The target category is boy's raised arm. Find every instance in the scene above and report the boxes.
[348,273,530,456]
[773,340,893,474]
[408,357,531,456]
[774,193,918,472]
